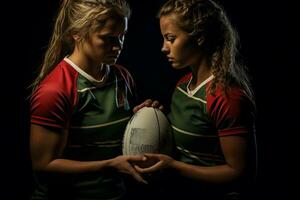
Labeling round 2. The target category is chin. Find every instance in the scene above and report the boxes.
[171,63,185,70]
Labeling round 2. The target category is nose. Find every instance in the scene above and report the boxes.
[161,41,169,55]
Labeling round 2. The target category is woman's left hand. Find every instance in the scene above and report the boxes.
[133,99,164,113]
[134,153,174,173]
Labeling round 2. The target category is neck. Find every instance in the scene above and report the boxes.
[68,52,106,81]
[190,57,212,90]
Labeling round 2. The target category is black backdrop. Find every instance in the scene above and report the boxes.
[1,0,294,199]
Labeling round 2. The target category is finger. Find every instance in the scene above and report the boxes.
[134,165,144,172]
[130,169,148,184]
[158,105,164,111]
[143,153,159,158]
[132,106,139,113]
[144,99,152,107]
[134,163,159,173]
[151,100,159,107]
[133,99,152,113]
[128,155,147,162]
[133,104,144,113]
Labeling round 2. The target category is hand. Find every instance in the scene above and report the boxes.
[134,153,174,173]
[133,99,164,113]
[109,155,148,184]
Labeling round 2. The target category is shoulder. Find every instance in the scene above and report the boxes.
[30,61,79,127]
[44,60,78,87]
[206,85,255,136]
[207,85,253,112]
[37,60,78,99]
[176,73,192,86]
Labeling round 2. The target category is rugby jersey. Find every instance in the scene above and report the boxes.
[168,73,255,166]
[30,58,135,199]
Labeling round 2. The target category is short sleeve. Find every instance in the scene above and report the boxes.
[30,84,72,129]
[207,88,255,137]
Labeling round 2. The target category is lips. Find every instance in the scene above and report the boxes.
[167,57,174,62]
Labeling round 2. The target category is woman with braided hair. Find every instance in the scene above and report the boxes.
[134,0,258,199]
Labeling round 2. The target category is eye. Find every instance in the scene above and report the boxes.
[165,35,175,43]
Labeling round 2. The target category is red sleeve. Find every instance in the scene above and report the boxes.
[30,61,78,129]
[207,87,255,137]
[30,85,72,128]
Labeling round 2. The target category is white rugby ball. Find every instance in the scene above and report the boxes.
[122,107,173,156]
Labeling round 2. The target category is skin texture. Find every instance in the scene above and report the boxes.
[160,14,200,70]
[134,13,248,184]
[69,17,128,80]
[160,14,212,89]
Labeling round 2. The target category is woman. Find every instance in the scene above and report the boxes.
[30,0,160,199]
[134,0,258,199]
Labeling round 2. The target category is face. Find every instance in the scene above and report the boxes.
[79,16,128,65]
[160,14,200,69]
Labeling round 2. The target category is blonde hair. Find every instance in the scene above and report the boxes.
[31,0,130,91]
[159,0,254,103]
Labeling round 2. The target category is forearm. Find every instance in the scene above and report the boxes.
[170,136,248,183]
[171,160,243,184]
[35,158,114,174]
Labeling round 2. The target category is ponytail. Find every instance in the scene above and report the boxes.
[31,0,73,91]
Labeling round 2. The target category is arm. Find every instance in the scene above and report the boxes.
[31,124,108,173]
[135,88,254,184]
[135,135,246,184]
[30,124,147,183]
[170,135,246,183]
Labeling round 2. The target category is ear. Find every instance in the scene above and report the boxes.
[197,37,204,46]
[72,35,80,41]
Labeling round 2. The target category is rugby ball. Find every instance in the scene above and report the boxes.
[122,107,173,156]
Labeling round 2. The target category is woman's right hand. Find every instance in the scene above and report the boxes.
[133,99,164,113]
[108,155,148,184]
[134,153,175,173]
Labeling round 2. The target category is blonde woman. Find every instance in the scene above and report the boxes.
[29,0,161,199]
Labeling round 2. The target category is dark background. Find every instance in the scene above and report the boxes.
[2,0,294,199]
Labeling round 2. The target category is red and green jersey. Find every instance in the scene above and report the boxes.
[169,73,256,166]
[30,58,135,199]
